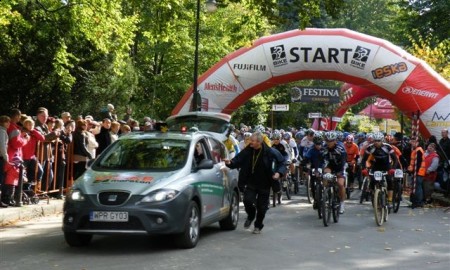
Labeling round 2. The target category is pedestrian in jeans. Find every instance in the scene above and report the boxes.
[224,131,286,234]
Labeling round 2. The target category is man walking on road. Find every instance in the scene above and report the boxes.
[224,131,286,234]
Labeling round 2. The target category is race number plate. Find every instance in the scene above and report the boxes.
[374,171,383,181]
[394,169,403,178]
[90,211,129,222]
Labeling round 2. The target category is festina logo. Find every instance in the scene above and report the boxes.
[302,88,339,97]
[233,63,267,71]
[289,47,353,64]
[204,83,238,92]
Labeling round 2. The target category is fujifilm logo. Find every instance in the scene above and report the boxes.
[402,86,438,99]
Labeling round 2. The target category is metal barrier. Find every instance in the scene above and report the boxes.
[32,139,75,200]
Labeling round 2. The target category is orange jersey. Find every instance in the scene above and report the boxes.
[344,142,359,162]
[390,144,403,169]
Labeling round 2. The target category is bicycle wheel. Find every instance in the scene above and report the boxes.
[316,184,322,219]
[373,189,384,226]
[322,188,331,227]
[306,174,314,204]
[393,180,402,213]
[332,187,340,223]
[360,177,368,204]
[284,178,291,200]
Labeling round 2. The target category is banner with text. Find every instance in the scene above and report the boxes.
[291,87,340,104]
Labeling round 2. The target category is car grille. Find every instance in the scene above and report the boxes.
[98,191,130,206]
[78,216,145,231]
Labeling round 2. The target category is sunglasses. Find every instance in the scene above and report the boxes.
[374,140,382,142]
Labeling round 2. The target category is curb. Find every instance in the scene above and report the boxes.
[0,199,64,227]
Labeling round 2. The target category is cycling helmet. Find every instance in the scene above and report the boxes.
[324,131,337,141]
[346,134,354,142]
[283,132,292,140]
[372,132,385,141]
[336,131,344,141]
[254,124,265,133]
[313,133,323,145]
[305,128,315,136]
[272,131,282,140]
[295,131,305,140]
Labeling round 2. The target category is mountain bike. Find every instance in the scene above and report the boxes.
[321,172,340,227]
[360,174,372,204]
[371,170,389,226]
[281,168,293,200]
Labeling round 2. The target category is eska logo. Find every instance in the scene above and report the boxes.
[371,62,408,79]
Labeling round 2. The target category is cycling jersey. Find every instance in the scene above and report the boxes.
[344,142,359,163]
[363,143,398,171]
[304,145,324,170]
[300,137,314,157]
[322,143,347,173]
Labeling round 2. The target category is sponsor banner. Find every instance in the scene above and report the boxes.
[291,86,340,104]
[178,64,243,113]
[421,95,450,138]
[228,45,272,90]
[264,35,380,78]
[394,65,448,115]
[367,46,416,93]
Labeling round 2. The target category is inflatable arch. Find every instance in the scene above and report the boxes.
[172,28,450,138]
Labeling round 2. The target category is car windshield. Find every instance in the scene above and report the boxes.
[95,138,190,171]
[167,116,229,134]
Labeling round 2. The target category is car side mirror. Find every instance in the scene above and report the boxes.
[196,159,214,170]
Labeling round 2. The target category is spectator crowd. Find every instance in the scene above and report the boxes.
[0,104,157,207]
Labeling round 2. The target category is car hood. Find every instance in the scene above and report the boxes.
[76,169,184,195]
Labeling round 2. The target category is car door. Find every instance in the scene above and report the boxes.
[193,138,221,222]
[206,137,229,215]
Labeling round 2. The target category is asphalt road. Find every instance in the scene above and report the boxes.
[1,189,449,270]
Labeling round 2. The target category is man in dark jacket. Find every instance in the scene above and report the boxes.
[224,131,286,234]
[95,118,112,156]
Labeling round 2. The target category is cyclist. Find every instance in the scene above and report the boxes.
[300,129,315,158]
[302,133,325,209]
[361,132,399,209]
[271,132,289,206]
[322,131,347,214]
[344,134,360,191]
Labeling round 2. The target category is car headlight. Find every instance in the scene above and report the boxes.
[140,189,179,203]
[67,189,86,202]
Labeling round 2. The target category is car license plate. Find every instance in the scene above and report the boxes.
[90,211,129,222]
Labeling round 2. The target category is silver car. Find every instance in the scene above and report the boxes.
[63,130,240,249]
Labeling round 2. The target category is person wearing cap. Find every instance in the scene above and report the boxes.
[61,112,71,124]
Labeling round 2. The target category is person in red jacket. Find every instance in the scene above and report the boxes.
[1,109,28,206]
[423,143,439,205]
[22,118,45,187]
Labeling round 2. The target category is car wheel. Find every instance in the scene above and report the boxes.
[64,232,93,247]
[175,201,200,249]
[219,190,239,230]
